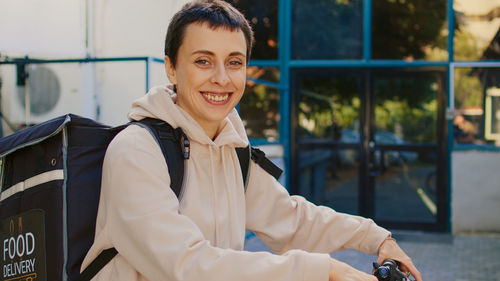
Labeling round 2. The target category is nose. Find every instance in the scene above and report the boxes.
[210,63,230,86]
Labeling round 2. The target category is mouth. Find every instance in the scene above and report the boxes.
[201,91,232,104]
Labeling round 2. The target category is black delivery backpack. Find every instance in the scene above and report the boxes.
[0,114,125,281]
[0,114,282,281]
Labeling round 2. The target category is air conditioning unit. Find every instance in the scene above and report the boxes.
[1,63,89,125]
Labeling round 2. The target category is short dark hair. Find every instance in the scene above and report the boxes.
[164,0,254,67]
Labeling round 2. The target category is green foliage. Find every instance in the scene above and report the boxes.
[454,30,483,61]
[298,74,441,143]
[372,0,447,59]
[375,99,437,143]
[299,76,359,138]
[239,83,280,140]
[374,75,439,142]
[454,68,483,109]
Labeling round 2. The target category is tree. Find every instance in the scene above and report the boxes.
[372,0,447,60]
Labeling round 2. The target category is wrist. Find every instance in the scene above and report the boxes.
[329,260,335,281]
[329,258,342,281]
[378,235,396,255]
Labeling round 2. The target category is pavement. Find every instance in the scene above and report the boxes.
[243,230,500,281]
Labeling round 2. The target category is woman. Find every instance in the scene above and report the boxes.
[82,1,422,281]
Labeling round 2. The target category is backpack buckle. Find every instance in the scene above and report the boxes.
[175,127,190,160]
[250,147,265,164]
[181,134,190,159]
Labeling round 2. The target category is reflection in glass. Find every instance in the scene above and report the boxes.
[225,0,278,60]
[299,148,359,215]
[454,0,500,60]
[485,87,500,142]
[299,76,360,140]
[239,81,279,141]
[374,72,442,143]
[454,67,500,144]
[374,151,437,222]
[292,0,363,60]
[372,0,448,60]
[297,76,361,214]
[326,148,360,215]
[246,66,280,83]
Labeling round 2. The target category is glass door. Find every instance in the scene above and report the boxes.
[291,68,449,231]
[369,69,448,230]
[291,70,363,215]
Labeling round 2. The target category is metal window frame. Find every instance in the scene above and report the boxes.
[0,56,164,94]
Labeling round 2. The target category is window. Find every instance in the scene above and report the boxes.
[226,0,279,60]
[298,75,360,140]
[374,71,443,143]
[454,67,500,145]
[454,0,500,61]
[372,0,448,60]
[239,67,280,141]
[292,0,363,60]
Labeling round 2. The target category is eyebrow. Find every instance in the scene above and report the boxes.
[191,50,246,57]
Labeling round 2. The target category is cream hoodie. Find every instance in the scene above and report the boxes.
[81,85,390,281]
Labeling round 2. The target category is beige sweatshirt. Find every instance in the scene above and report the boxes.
[81,85,390,281]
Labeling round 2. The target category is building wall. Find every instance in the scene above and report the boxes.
[0,1,86,57]
[452,150,500,233]
[92,0,188,125]
[0,0,189,127]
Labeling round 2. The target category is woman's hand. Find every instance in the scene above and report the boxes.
[376,238,423,281]
[329,258,377,281]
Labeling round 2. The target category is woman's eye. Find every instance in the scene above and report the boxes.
[228,60,243,67]
[195,59,209,66]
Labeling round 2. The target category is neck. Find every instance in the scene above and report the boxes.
[204,124,219,140]
[199,120,223,141]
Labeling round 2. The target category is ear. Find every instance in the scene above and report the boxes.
[164,55,177,85]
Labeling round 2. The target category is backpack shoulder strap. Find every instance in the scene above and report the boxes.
[133,118,190,198]
[74,248,117,281]
[77,118,189,281]
[235,145,283,192]
[235,146,251,191]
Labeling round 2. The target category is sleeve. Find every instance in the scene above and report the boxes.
[245,161,391,256]
[100,126,332,281]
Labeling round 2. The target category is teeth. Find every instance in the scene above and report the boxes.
[203,93,229,102]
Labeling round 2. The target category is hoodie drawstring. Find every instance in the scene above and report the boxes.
[208,146,219,243]
[220,146,237,245]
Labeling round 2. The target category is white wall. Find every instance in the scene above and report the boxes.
[0,0,86,57]
[93,0,187,125]
[0,0,87,126]
[452,150,500,233]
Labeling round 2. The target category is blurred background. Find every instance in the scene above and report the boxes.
[1,0,500,234]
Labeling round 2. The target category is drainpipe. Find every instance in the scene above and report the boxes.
[83,0,99,120]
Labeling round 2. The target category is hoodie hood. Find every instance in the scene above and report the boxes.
[128,85,248,147]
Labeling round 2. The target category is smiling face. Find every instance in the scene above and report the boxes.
[165,22,247,139]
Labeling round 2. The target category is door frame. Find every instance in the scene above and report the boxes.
[290,67,449,232]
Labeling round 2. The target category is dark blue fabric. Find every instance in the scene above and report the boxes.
[0,114,112,156]
[65,122,124,281]
[0,114,68,156]
[133,118,185,198]
[2,133,63,190]
[1,130,65,281]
